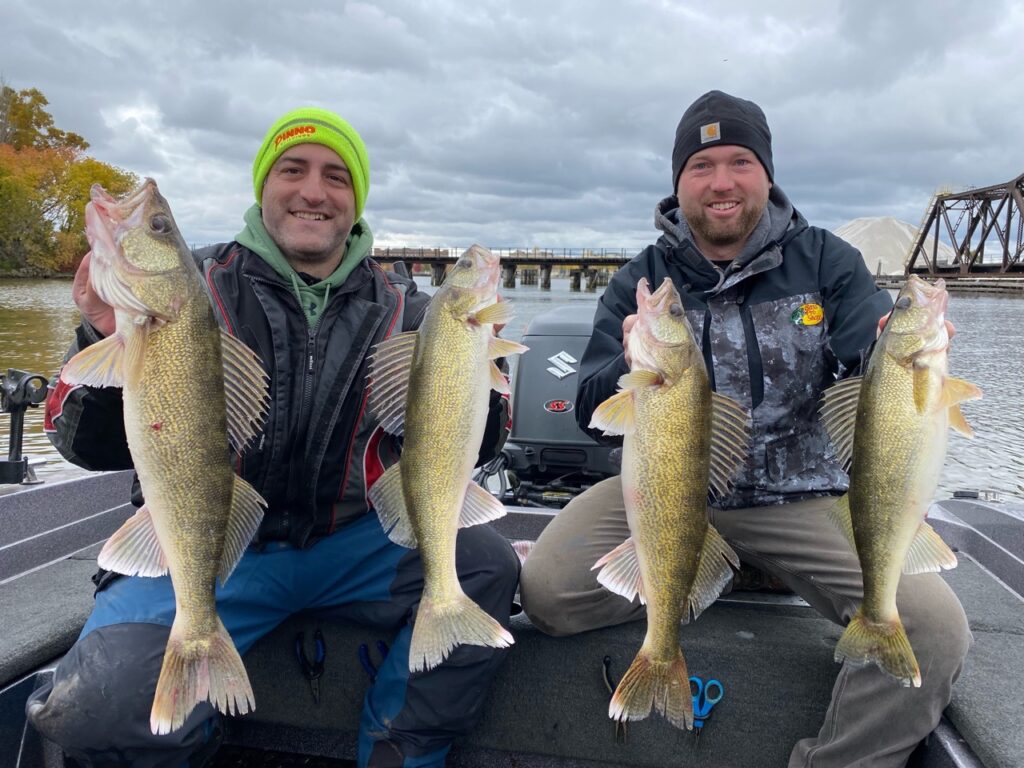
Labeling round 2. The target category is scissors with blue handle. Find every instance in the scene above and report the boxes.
[689,676,724,744]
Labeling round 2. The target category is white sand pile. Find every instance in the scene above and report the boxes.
[833,217,956,276]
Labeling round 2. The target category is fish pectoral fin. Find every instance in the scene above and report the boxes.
[948,404,974,438]
[368,463,417,547]
[219,475,267,586]
[473,301,515,327]
[912,363,941,414]
[367,331,418,436]
[903,521,957,574]
[709,392,750,498]
[819,376,863,471]
[686,525,739,623]
[589,388,635,436]
[487,336,528,360]
[619,370,662,389]
[592,537,646,605]
[489,361,511,394]
[827,494,857,552]
[97,504,168,577]
[941,377,983,408]
[220,330,270,454]
[460,481,508,528]
[61,333,127,388]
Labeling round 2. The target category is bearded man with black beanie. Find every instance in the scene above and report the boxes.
[520,90,971,767]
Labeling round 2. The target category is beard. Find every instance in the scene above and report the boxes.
[686,201,764,248]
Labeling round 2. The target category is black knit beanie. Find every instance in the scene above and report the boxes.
[671,90,774,189]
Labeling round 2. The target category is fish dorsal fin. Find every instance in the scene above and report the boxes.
[589,388,636,436]
[220,330,270,454]
[218,474,267,586]
[61,333,127,388]
[686,524,740,623]
[819,377,864,471]
[903,521,958,575]
[473,301,514,327]
[940,376,982,409]
[948,404,974,438]
[489,361,510,394]
[828,493,857,552]
[460,482,508,528]
[97,504,168,577]
[592,536,646,605]
[368,463,417,548]
[487,336,528,361]
[367,331,419,437]
[709,392,750,499]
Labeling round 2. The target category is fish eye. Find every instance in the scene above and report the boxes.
[150,214,172,235]
[895,296,912,310]
[455,258,472,268]
[669,303,684,317]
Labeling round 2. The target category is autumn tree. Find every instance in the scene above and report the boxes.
[0,79,136,273]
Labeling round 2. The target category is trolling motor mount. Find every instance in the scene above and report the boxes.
[1,368,48,484]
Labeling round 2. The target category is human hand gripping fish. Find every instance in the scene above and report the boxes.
[60,179,270,734]
[368,245,528,672]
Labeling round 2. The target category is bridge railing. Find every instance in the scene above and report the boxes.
[370,247,636,263]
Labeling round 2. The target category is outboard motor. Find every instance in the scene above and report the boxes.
[495,305,620,507]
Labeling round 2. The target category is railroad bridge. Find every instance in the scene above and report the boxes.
[907,171,1024,278]
[372,247,632,290]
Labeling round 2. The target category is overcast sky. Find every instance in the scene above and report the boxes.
[5,0,1022,251]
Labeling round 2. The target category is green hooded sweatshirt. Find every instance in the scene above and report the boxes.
[235,204,374,327]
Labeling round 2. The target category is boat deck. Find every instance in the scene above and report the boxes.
[2,472,1021,767]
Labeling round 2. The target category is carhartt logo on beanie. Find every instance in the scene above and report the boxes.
[671,90,774,189]
[252,107,371,220]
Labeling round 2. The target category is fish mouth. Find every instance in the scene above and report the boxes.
[85,179,179,321]
[461,244,501,293]
[635,277,687,347]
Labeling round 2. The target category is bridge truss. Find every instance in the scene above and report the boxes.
[907,171,1024,277]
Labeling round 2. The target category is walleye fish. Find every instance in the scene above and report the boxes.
[368,245,527,672]
[820,275,980,686]
[60,179,269,734]
[589,277,748,730]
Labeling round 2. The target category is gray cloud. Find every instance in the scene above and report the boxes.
[4,0,1022,249]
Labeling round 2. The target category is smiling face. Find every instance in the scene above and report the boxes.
[260,142,357,279]
[676,144,772,263]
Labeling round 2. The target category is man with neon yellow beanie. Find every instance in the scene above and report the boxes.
[28,106,518,768]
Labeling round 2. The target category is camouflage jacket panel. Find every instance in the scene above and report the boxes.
[576,210,893,509]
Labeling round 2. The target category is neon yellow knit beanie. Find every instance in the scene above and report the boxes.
[252,107,370,220]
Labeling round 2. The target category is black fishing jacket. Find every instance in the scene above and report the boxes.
[46,243,511,548]
[577,192,893,508]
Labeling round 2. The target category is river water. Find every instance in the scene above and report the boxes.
[1,276,1021,500]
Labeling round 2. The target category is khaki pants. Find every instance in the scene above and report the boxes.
[519,475,972,768]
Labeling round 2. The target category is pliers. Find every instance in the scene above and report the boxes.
[294,629,326,705]
[602,655,628,744]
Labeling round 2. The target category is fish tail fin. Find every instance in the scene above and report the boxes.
[409,593,514,673]
[834,609,921,688]
[609,648,693,730]
[150,617,254,735]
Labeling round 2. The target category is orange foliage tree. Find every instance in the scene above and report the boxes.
[0,82,136,273]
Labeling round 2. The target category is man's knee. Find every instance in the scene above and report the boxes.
[27,623,214,761]
[455,525,520,608]
[898,574,972,674]
[519,555,576,636]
